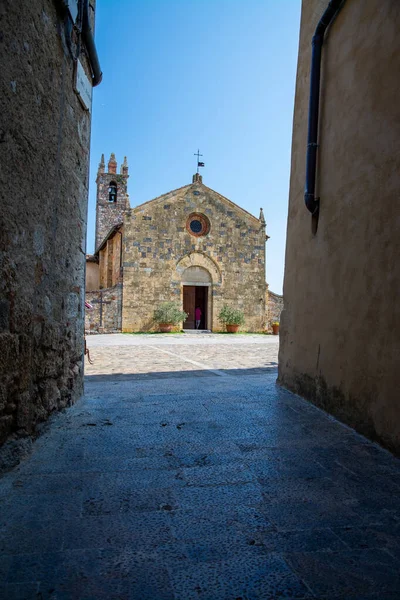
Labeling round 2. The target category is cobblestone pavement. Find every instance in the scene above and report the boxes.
[85,333,279,377]
[1,335,400,598]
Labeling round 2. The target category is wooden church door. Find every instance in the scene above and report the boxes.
[183,286,196,329]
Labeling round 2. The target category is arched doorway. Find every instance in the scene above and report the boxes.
[181,266,211,330]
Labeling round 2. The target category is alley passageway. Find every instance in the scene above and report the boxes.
[1,334,400,599]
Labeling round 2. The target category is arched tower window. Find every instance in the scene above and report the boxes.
[108,181,117,203]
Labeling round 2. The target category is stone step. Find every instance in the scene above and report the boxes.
[182,329,212,334]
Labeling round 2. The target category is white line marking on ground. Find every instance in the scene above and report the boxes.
[149,346,230,377]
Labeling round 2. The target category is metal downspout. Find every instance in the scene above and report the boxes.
[53,0,102,87]
[304,0,346,215]
[82,0,103,87]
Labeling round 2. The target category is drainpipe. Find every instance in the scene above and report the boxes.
[54,0,102,87]
[305,0,346,215]
[82,0,103,87]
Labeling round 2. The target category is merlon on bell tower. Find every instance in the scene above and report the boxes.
[108,152,117,174]
[121,156,129,176]
[98,153,105,174]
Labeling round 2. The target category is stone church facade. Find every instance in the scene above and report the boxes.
[86,155,270,332]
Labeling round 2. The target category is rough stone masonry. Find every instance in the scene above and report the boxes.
[87,159,270,333]
[0,0,97,458]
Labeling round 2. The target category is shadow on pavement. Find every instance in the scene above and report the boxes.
[85,365,278,381]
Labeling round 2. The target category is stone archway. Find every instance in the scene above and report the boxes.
[181,266,211,329]
[175,253,222,330]
[181,266,212,285]
[176,252,222,284]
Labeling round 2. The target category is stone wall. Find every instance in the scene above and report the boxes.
[279,0,400,453]
[267,291,283,325]
[122,179,267,332]
[85,285,122,333]
[0,1,95,449]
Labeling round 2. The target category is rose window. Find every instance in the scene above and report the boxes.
[186,213,210,237]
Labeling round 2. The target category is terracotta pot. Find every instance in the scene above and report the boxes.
[159,323,173,333]
[226,324,239,333]
[272,324,280,335]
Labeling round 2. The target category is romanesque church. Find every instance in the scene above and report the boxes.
[86,153,274,332]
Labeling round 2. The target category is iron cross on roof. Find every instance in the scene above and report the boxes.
[194,149,205,174]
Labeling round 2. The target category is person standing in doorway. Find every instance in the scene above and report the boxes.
[195,306,202,329]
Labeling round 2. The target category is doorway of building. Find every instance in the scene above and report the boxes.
[183,285,208,329]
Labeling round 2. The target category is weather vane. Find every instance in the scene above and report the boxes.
[194,149,205,174]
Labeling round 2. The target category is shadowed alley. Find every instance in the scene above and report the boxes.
[1,336,400,599]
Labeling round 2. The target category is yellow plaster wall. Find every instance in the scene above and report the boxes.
[279,0,400,452]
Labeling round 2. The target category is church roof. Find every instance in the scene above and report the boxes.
[86,254,99,263]
[131,184,192,212]
[201,183,261,225]
[131,179,261,225]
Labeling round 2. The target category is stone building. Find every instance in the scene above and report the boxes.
[0,0,100,455]
[267,290,283,325]
[279,0,400,453]
[86,156,269,332]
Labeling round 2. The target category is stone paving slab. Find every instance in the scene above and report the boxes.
[85,333,279,377]
[1,337,400,598]
[86,332,279,346]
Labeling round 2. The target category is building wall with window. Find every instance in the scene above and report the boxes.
[279,0,400,453]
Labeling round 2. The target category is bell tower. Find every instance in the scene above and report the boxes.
[95,153,130,250]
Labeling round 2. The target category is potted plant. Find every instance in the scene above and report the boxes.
[218,305,245,333]
[271,321,280,335]
[153,302,188,333]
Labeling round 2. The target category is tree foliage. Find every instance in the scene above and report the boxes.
[218,304,245,325]
[153,302,188,325]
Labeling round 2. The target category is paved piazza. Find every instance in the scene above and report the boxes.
[85,333,279,378]
[1,334,400,598]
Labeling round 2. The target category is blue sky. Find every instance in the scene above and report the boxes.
[87,0,301,294]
